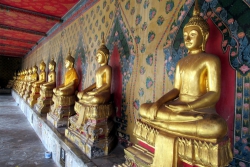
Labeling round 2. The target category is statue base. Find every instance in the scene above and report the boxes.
[65,102,116,158]
[23,85,32,101]
[35,89,54,114]
[47,95,76,128]
[124,121,233,167]
[27,87,41,108]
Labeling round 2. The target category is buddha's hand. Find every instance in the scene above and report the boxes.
[77,91,84,99]
[87,91,97,96]
[165,104,189,113]
[53,88,57,94]
[148,103,159,120]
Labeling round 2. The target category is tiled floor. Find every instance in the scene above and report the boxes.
[0,94,57,167]
[0,94,127,167]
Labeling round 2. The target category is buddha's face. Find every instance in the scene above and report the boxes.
[32,67,37,73]
[49,64,54,71]
[65,60,73,69]
[183,26,203,51]
[40,64,45,71]
[96,52,105,64]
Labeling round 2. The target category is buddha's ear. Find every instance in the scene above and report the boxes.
[202,33,209,51]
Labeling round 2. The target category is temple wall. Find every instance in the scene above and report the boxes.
[21,0,250,166]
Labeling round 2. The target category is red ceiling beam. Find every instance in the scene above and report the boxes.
[0,24,47,36]
[0,36,36,44]
[0,4,62,22]
[0,43,31,50]
[0,54,23,57]
[0,51,26,55]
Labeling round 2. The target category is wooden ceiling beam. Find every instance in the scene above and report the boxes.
[0,3,62,22]
[0,44,31,50]
[0,36,37,44]
[0,24,47,36]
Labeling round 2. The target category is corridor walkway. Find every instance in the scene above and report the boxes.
[0,95,57,167]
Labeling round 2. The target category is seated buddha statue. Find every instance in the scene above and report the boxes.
[35,58,56,114]
[28,61,46,107]
[23,65,38,100]
[32,61,46,87]
[77,40,111,105]
[41,58,56,91]
[126,1,232,167]
[139,5,227,140]
[20,69,30,96]
[52,51,79,97]
[47,49,79,127]
[65,39,115,158]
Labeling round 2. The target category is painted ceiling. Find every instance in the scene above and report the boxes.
[0,0,80,58]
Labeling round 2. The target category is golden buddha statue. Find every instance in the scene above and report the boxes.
[20,69,30,97]
[41,58,56,91]
[28,61,46,107]
[77,43,111,105]
[65,38,115,158]
[47,49,79,128]
[124,1,232,167]
[35,58,56,114]
[23,65,38,101]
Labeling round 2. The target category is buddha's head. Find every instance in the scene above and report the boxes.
[32,65,38,73]
[40,61,46,71]
[49,58,56,71]
[183,0,209,53]
[65,49,75,69]
[28,68,32,74]
[97,36,109,65]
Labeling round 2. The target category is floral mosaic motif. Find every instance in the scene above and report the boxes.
[103,0,107,9]
[148,31,156,43]
[138,88,144,97]
[95,35,98,42]
[105,21,109,28]
[109,11,114,19]
[95,20,98,27]
[106,5,110,12]
[96,5,100,13]
[157,15,164,26]
[146,54,153,66]
[140,66,146,75]
[99,10,102,16]
[102,16,105,23]
[146,77,153,89]
[125,1,130,10]
[131,27,135,34]
[141,22,147,31]
[89,37,92,43]
[146,99,152,103]
[149,8,157,20]
[144,0,149,9]
[89,23,92,30]
[201,0,250,76]
[136,0,142,4]
[165,0,174,14]
[133,99,140,110]
[136,14,142,25]
[140,44,146,53]
[130,7,135,15]
[134,36,141,44]
[91,10,94,17]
